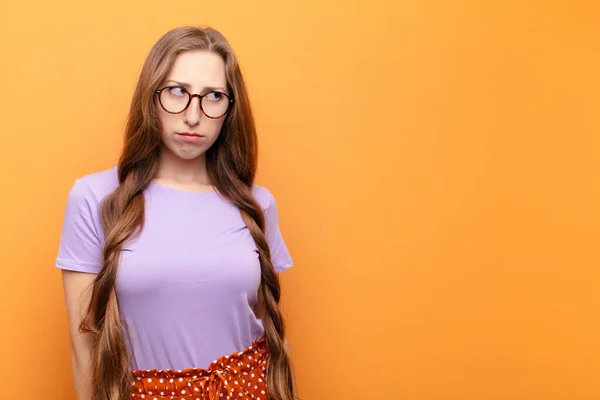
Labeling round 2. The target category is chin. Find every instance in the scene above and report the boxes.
[161,143,207,161]
[176,150,207,161]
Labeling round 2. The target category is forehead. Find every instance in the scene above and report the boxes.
[166,50,227,90]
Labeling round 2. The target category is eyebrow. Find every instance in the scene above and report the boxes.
[165,80,226,93]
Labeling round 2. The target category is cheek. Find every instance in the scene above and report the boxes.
[158,111,178,134]
[208,118,226,135]
[195,117,226,140]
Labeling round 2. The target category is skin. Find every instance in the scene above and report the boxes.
[153,50,229,192]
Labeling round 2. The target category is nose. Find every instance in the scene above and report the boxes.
[184,96,201,126]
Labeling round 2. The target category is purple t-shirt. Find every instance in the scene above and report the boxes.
[55,167,293,371]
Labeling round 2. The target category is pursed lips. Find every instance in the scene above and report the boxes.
[178,132,204,137]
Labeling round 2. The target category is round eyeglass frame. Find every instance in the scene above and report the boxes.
[154,86,235,119]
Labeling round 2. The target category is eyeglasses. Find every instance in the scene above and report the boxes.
[155,86,235,119]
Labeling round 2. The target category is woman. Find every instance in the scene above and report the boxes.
[56,25,297,400]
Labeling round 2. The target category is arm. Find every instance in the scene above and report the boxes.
[61,270,96,400]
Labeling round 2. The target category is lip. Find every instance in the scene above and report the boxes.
[177,132,205,143]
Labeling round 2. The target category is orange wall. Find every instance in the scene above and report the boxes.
[1,1,599,399]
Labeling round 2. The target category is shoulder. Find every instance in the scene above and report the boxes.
[251,184,277,212]
[68,166,120,205]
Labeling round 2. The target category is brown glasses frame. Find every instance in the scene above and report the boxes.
[155,86,235,119]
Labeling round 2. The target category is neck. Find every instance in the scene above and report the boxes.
[155,146,210,185]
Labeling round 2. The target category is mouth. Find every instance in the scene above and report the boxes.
[177,132,205,142]
[177,132,204,137]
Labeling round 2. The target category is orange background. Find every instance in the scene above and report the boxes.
[1,1,599,399]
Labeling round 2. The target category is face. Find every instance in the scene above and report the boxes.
[156,50,230,162]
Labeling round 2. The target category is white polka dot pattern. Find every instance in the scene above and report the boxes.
[131,336,269,399]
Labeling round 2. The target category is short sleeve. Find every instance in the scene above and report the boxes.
[262,190,294,274]
[55,179,104,274]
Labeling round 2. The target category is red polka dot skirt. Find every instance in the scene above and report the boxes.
[131,336,269,399]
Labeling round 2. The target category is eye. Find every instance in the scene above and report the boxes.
[168,86,187,97]
[205,92,223,101]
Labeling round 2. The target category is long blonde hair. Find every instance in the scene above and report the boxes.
[80,25,295,400]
